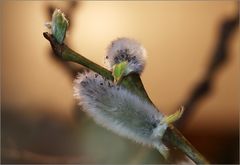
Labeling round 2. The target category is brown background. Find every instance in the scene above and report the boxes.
[1,1,239,164]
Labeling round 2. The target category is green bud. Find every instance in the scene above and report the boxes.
[160,106,184,125]
[112,61,128,84]
[51,9,69,44]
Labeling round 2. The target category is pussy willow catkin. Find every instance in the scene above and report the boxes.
[73,71,169,158]
[105,38,147,75]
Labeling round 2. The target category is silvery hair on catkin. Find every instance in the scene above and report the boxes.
[105,38,147,74]
[73,71,169,158]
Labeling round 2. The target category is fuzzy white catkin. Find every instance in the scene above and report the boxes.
[73,71,169,158]
[105,38,147,74]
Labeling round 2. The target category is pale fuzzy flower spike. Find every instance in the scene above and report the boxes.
[73,71,169,158]
[105,38,147,76]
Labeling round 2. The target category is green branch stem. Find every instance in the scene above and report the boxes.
[43,32,209,164]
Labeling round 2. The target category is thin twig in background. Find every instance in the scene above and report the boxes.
[45,0,90,130]
[175,15,239,128]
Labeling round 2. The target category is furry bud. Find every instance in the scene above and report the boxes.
[73,71,169,158]
[45,9,69,44]
[105,38,147,75]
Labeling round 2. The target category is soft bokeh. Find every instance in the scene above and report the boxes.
[1,1,239,164]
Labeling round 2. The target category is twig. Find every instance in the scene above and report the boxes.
[45,1,81,77]
[43,32,209,164]
[176,15,239,128]
[43,33,150,100]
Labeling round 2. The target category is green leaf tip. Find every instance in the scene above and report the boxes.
[52,9,69,44]
[161,106,184,125]
[112,61,128,84]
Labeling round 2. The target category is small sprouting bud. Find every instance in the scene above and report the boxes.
[105,38,147,83]
[161,106,184,125]
[45,9,69,44]
[73,71,183,158]
[112,61,127,83]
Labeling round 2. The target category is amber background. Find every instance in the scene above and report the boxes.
[1,1,239,164]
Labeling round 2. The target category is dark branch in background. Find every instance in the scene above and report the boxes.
[175,15,239,128]
[47,1,78,20]
[45,0,86,133]
[45,1,81,77]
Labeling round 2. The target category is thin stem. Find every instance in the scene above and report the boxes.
[43,32,209,164]
[43,32,150,99]
[165,126,209,164]
[43,33,113,80]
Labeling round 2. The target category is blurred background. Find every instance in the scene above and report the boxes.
[1,1,239,164]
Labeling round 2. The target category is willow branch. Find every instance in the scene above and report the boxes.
[43,32,209,164]
[43,32,150,100]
